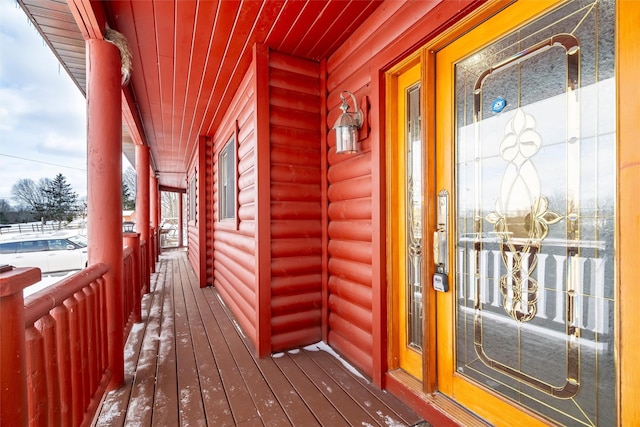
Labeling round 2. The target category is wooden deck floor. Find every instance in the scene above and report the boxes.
[93,250,426,426]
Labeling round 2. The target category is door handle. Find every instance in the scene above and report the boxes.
[434,189,448,274]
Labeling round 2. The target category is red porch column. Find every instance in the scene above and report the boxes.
[86,38,124,389]
[150,172,159,263]
[177,192,184,247]
[135,145,150,274]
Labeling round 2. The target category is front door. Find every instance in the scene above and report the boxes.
[435,0,617,425]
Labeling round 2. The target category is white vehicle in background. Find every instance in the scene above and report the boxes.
[0,232,88,274]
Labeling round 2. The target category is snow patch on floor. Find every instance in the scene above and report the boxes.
[232,319,246,338]
[377,410,404,427]
[303,341,368,381]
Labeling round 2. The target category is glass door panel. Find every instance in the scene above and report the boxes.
[437,0,617,425]
[391,63,424,380]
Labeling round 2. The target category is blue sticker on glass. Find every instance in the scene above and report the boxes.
[491,97,507,113]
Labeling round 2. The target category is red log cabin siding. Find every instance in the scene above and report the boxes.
[186,136,214,287]
[268,51,322,352]
[324,0,465,380]
[213,61,259,347]
[211,47,323,354]
[187,146,200,280]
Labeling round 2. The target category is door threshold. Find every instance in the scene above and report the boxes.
[386,369,491,427]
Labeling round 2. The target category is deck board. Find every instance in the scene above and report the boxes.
[178,256,232,426]
[93,250,426,427]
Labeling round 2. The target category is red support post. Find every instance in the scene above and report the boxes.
[86,38,124,389]
[0,266,41,427]
[136,145,151,274]
[150,172,159,264]
[178,192,184,247]
[124,232,142,322]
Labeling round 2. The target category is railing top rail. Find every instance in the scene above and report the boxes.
[24,262,109,327]
[123,245,134,257]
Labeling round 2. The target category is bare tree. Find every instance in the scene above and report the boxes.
[122,166,137,210]
[123,167,137,198]
[11,178,50,219]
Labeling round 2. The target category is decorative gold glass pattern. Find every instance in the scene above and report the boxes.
[454,0,616,425]
[406,83,423,351]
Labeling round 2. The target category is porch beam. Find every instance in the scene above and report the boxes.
[122,86,147,147]
[66,0,106,40]
[86,38,124,389]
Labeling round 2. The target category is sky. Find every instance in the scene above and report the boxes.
[0,0,88,205]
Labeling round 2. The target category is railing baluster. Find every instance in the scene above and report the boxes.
[25,325,47,425]
[51,304,72,426]
[75,290,90,412]
[84,285,98,395]
[35,315,61,426]
[64,296,82,426]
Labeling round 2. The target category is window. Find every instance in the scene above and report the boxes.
[189,175,196,222]
[17,240,48,253]
[219,137,236,221]
[0,242,18,254]
[48,239,68,250]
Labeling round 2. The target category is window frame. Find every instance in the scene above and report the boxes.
[188,173,196,224]
[218,133,238,227]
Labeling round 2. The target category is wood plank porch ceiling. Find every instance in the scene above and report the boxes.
[19,0,383,189]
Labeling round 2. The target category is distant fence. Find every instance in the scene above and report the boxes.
[0,221,87,235]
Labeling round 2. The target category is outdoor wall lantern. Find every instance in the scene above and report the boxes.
[333,90,363,154]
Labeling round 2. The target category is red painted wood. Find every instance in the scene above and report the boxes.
[328,198,373,220]
[272,274,321,296]
[74,291,90,411]
[329,294,373,334]
[63,296,82,425]
[124,233,142,322]
[51,305,72,426]
[87,38,124,389]
[271,292,322,315]
[253,43,273,358]
[271,238,321,257]
[36,315,61,426]
[328,276,374,309]
[328,328,373,376]
[66,0,106,40]
[83,286,98,395]
[0,268,38,427]
[26,326,47,426]
[136,145,151,271]
[197,136,209,286]
[150,174,160,265]
[328,240,372,265]
[328,176,372,201]
[213,240,256,274]
[20,264,113,426]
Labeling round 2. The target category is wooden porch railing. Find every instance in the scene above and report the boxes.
[0,233,149,426]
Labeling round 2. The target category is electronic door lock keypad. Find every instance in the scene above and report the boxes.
[433,267,449,293]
